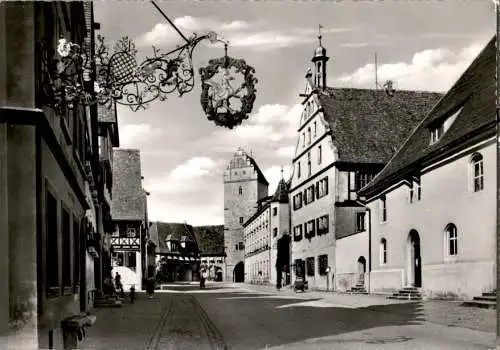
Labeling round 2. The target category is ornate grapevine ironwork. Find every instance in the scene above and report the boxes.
[199,52,258,129]
[35,1,258,128]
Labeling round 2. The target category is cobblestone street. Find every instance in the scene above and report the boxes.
[81,283,496,350]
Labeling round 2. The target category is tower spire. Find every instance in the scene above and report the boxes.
[311,24,329,90]
[280,166,284,179]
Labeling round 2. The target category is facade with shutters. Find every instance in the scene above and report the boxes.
[290,35,442,291]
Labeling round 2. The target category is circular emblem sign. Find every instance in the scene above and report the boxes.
[199,56,257,129]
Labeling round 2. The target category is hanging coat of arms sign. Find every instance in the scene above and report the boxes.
[199,55,257,129]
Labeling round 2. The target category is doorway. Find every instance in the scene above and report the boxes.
[233,261,244,282]
[407,230,422,287]
[357,256,366,285]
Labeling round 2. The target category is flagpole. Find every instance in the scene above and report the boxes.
[375,53,378,90]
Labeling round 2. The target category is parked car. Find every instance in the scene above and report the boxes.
[293,277,308,292]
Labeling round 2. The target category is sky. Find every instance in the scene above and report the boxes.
[93,0,496,226]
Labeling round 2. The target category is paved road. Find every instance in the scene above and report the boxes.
[84,282,497,350]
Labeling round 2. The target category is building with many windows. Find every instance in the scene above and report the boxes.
[358,36,496,300]
[290,35,442,291]
[224,148,268,282]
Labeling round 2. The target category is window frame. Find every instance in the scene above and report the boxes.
[445,224,458,257]
[356,212,366,232]
[380,238,387,265]
[471,153,484,192]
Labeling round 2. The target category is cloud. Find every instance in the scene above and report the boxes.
[334,40,486,92]
[340,42,370,48]
[119,124,164,148]
[137,15,353,51]
[277,145,296,158]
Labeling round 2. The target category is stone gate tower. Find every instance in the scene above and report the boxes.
[223,148,268,282]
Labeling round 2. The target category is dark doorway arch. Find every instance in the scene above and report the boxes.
[357,256,366,285]
[407,230,422,287]
[276,234,291,287]
[233,261,244,283]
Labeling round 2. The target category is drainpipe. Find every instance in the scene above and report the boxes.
[495,0,500,341]
[356,198,371,294]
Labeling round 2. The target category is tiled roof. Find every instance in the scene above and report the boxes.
[319,87,443,164]
[111,149,145,221]
[97,101,117,123]
[156,222,197,254]
[228,148,269,185]
[272,178,289,203]
[192,225,225,256]
[360,36,496,198]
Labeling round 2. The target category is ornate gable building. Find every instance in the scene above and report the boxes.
[359,36,496,300]
[290,35,443,291]
[224,148,269,282]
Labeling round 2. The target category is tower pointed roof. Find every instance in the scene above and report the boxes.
[272,178,289,203]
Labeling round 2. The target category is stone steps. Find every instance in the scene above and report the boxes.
[388,287,423,301]
[346,283,368,295]
[462,291,497,309]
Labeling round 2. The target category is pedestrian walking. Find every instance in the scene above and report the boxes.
[114,272,124,298]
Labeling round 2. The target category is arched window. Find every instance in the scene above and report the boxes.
[380,238,387,265]
[238,186,243,195]
[470,153,484,192]
[445,224,458,256]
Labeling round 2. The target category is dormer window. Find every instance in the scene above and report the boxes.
[430,125,443,144]
[429,107,462,145]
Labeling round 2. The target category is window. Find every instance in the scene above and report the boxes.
[306,257,315,276]
[302,132,305,147]
[61,207,71,293]
[307,152,311,177]
[293,193,303,210]
[380,196,387,222]
[273,228,278,237]
[240,217,244,224]
[316,177,329,199]
[356,172,373,190]
[304,185,315,205]
[316,215,329,235]
[273,207,277,216]
[430,125,443,144]
[305,219,316,239]
[313,121,317,137]
[295,259,305,277]
[446,224,458,256]
[297,162,301,178]
[239,242,244,250]
[318,255,328,275]
[46,191,59,297]
[416,183,421,200]
[238,186,243,195]
[126,226,136,237]
[356,212,366,232]
[293,225,303,242]
[317,145,322,165]
[471,153,484,192]
[307,127,311,145]
[380,238,387,264]
[235,244,238,250]
[409,186,414,204]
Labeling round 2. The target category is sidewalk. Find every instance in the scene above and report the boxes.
[238,283,496,334]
